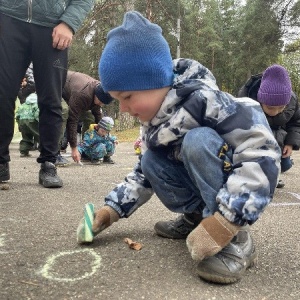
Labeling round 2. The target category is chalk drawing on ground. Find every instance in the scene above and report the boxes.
[39,249,101,282]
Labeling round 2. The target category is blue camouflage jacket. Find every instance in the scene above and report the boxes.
[104,59,281,226]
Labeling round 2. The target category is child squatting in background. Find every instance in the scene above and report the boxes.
[238,65,300,188]
[15,93,39,157]
[77,11,281,284]
[77,116,117,164]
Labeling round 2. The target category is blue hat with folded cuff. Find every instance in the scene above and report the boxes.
[99,11,174,92]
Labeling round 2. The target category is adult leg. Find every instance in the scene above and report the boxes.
[0,14,32,181]
[30,23,67,187]
[30,24,67,164]
[0,14,31,163]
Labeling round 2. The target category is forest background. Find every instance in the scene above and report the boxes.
[68,0,300,131]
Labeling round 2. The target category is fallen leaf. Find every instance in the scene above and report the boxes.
[124,237,143,251]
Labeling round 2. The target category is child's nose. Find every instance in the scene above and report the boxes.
[119,101,129,112]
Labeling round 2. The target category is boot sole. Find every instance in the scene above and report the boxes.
[0,178,10,183]
[39,177,63,188]
[0,175,10,182]
[197,249,258,284]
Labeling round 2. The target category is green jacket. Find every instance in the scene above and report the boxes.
[16,94,39,122]
[0,0,94,33]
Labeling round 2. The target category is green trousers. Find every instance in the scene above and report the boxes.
[18,119,39,154]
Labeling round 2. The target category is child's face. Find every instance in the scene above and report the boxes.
[97,127,108,136]
[109,87,170,122]
[261,104,286,117]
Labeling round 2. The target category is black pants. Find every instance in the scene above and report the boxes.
[0,13,67,164]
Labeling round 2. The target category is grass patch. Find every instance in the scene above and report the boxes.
[112,126,140,142]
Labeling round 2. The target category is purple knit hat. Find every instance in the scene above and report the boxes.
[257,64,292,106]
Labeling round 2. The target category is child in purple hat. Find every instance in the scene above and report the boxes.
[239,64,300,188]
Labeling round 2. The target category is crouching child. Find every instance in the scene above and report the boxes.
[77,11,281,284]
[77,116,117,164]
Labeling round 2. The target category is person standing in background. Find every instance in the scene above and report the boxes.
[0,0,94,187]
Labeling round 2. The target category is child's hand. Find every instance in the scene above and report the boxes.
[186,212,240,261]
[282,145,292,158]
[92,206,120,236]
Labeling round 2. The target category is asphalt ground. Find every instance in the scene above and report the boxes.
[0,141,299,300]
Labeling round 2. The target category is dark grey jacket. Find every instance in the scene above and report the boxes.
[238,74,300,150]
[0,0,94,33]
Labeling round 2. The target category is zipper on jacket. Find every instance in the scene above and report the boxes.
[27,0,33,23]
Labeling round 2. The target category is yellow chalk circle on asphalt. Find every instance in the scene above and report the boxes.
[39,249,101,282]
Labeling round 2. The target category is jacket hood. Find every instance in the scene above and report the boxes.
[25,93,38,104]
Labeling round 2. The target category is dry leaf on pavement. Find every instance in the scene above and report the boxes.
[124,237,143,250]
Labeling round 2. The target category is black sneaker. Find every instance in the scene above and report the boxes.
[154,213,203,239]
[103,156,115,164]
[39,162,63,188]
[0,163,10,182]
[196,228,257,284]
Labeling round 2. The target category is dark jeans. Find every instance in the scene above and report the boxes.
[141,127,233,218]
[0,13,67,164]
[281,156,293,173]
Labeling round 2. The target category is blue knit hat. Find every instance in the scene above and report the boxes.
[99,11,174,92]
[257,65,292,106]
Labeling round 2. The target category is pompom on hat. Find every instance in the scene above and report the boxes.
[99,11,174,92]
[257,64,292,106]
[98,117,114,132]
